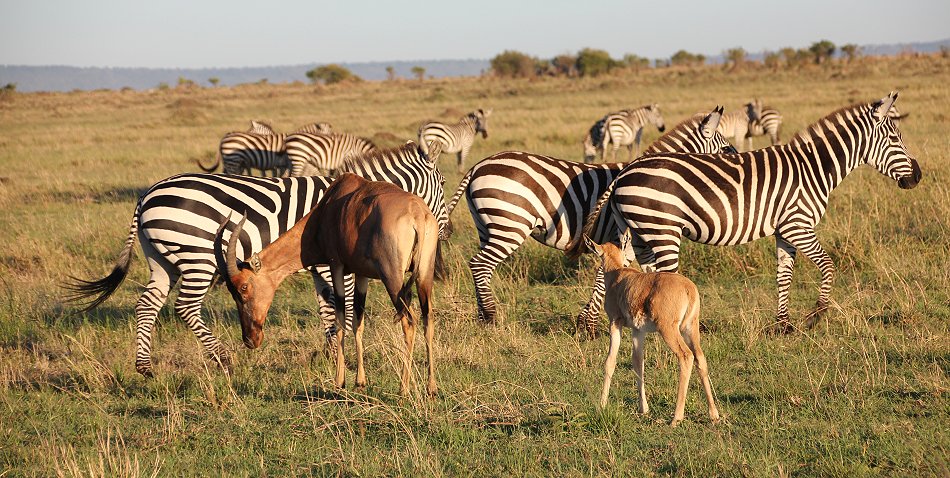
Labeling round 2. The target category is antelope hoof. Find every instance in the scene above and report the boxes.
[670,418,682,428]
[427,384,438,399]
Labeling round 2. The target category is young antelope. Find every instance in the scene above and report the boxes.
[585,233,720,426]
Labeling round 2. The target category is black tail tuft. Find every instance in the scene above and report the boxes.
[433,241,447,281]
[62,246,134,312]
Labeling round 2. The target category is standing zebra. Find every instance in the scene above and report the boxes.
[285,132,377,177]
[197,132,289,177]
[249,120,277,135]
[715,99,763,151]
[294,122,333,135]
[598,93,920,333]
[419,108,492,172]
[747,104,783,146]
[64,141,449,376]
[583,104,666,163]
[445,107,736,333]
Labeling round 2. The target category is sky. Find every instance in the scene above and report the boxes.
[1,0,948,68]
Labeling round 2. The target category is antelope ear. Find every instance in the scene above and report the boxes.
[872,92,899,125]
[425,140,442,162]
[583,235,602,256]
[700,106,723,139]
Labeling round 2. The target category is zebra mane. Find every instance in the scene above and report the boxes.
[788,101,877,148]
[340,141,419,170]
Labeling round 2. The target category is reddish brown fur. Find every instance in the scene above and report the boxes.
[215,173,439,396]
[587,236,720,426]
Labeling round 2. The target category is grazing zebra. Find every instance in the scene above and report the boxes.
[294,122,333,135]
[197,132,289,177]
[249,120,277,135]
[715,99,762,151]
[596,92,920,333]
[747,105,783,146]
[64,141,449,376]
[445,107,736,333]
[285,132,377,177]
[583,104,666,163]
[419,108,492,172]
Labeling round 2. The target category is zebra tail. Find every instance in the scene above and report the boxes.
[433,241,447,282]
[62,202,140,311]
[564,181,617,260]
[446,168,474,217]
[195,149,221,172]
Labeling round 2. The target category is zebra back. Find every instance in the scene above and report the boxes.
[418,109,491,155]
[218,132,288,175]
[294,122,333,134]
[286,132,377,177]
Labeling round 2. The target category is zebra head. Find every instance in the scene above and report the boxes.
[645,104,665,133]
[248,120,276,135]
[865,92,921,190]
[213,213,270,349]
[697,106,738,154]
[745,99,763,122]
[473,108,492,139]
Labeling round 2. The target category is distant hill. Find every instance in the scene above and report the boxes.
[0,59,490,92]
[2,38,947,93]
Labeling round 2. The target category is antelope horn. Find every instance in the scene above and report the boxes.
[226,213,248,279]
[213,213,232,280]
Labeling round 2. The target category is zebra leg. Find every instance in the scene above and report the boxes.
[174,271,231,372]
[785,230,835,330]
[575,265,606,338]
[640,230,682,272]
[311,266,356,358]
[134,250,180,378]
[457,147,468,173]
[468,226,530,324]
[771,235,797,334]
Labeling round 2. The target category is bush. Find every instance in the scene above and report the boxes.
[491,50,538,78]
[306,64,361,85]
[576,48,618,77]
[809,40,836,64]
[411,66,426,81]
[670,50,705,68]
[724,48,747,70]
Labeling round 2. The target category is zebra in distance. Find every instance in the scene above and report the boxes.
[591,92,920,334]
[445,107,736,334]
[419,108,492,172]
[197,122,334,177]
[65,141,449,376]
[715,99,763,151]
[286,132,377,177]
[747,105,783,146]
[583,104,666,163]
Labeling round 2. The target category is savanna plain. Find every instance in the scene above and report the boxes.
[0,57,948,476]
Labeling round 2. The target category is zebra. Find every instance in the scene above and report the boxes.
[249,120,277,135]
[444,107,736,334]
[595,92,920,334]
[64,141,449,377]
[715,99,762,151]
[418,108,492,172]
[285,132,377,177]
[294,122,333,135]
[196,132,289,177]
[582,104,666,163]
[747,104,783,146]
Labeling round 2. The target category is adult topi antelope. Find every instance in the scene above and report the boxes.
[215,173,440,396]
[585,232,720,427]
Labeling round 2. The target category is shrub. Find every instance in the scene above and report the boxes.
[576,48,618,77]
[809,40,836,64]
[306,64,360,85]
[411,66,426,81]
[724,48,747,70]
[491,50,538,78]
[670,50,705,68]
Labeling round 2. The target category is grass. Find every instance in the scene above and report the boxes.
[1,56,948,476]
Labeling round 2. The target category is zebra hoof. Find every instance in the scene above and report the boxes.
[765,320,795,336]
[803,307,827,329]
[136,362,154,378]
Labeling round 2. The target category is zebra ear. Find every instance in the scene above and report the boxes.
[872,92,898,125]
[618,228,632,252]
[481,108,492,117]
[700,106,724,139]
[424,140,443,163]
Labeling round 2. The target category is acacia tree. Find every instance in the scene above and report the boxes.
[490,50,537,78]
[724,48,747,70]
[385,66,396,81]
[840,44,860,62]
[575,48,617,77]
[809,40,836,64]
[306,64,360,85]
[411,66,426,81]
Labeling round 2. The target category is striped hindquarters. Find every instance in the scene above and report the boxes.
[218,132,288,176]
[286,133,376,177]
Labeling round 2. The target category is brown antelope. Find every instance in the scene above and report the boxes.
[214,173,440,396]
[584,232,720,426]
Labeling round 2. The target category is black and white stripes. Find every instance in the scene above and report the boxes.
[419,109,492,172]
[286,132,377,177]
[583,104,666,162]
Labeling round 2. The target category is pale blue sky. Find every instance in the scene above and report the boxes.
[1,0,947,68]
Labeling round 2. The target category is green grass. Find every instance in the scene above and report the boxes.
[1,57,948,476]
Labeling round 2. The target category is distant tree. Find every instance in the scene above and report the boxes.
[257,78,269,85]
[157,82,170,91]
[385,66,396,81]
[622,54,651,73]
[551,54,578,77]
[306,64,360,85]
[763,51,782,71]
[491,50,538,78]
[654,58,670,68]
[208,77,220,87]
[411,66,426,81]
[1,83,16,94]
[670,50,705,67]
[576,48,618,77]
[177,76,196,88]
[724,47,747,70]
[840,44,861,62]
[942,45,950,59]
[809,40,836,64]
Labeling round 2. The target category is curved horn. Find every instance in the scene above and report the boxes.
[226,213,248,279]
[213,213,232,277]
